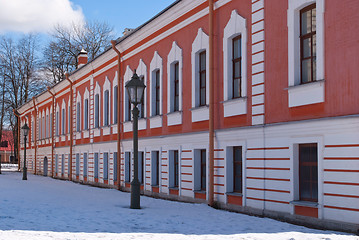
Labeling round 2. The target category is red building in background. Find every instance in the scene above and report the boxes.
[16,0,359,232]
[0,130,14,163]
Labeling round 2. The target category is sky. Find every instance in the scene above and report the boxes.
[0,0,176,39]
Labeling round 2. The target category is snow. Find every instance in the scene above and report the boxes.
[0,172,357,240]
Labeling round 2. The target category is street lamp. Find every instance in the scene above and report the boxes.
[21,123,30,180]
[125,70,146,209]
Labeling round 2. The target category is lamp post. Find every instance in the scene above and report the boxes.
[125,70,146,209]
[21,123,30,180]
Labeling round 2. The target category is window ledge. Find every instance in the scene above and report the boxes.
[123,121,132,132]
[222,97,247,117]
[287,80,325,107]
[226,192,243,197]
[150,115,162,129]
[93,128,100,137]
[102,126,111,135]
[138,118,147,130]
[167,111,182,126]
[290,200,318,208]
[191,105,209,122]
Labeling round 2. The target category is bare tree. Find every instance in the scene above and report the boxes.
[43,21,114,83]
[0,33,44,165]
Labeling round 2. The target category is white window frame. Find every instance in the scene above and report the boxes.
[149,51,163,129]
[191,28,209,122]
[61,100,66,135]
[136,59,148,130]
[103,77,111,129]
[55,104,60,137]
[45,108,49,139]
[223,10,247,117]
[167,41,183,126]
[76,92,81,133]
[112,71,118,125]
[83,88,89,131]
[287,0,325,107]
[123,65,133,122]
[94,82,101,135]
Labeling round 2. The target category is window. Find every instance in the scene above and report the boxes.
[154,70,160,116]
[114,152,118,182]
[55,154,58,174]
[95,94,100,128]
[173,63,180,112]
[169,150,179,188]
[46,114,49,138]
[56,111,59,136]
[68,105,71,133]
[104,90,109,126]
[139,151,144,184]
[62,108,65,135]
[139,76,145,118]
[151,151,160,186]
[299,143,318,202]
[200,149,206,191]
[68,154,71,175]
[232,36,242,98]
[125,91,131,121]
[76,153,80,177]
[104,152,108,180]
[50,113,53,137]
[199,51,206,107]
[42,115,45,139]
[61,154,65,176]
[83,153,88,177]
[94,152,99,179]
[300,4,316,84]
[76,102,81,132]
[233,146,242,193]
[114,86,118,124]
[84,99,89,130]
[287,0,324,107]
[125,152,131,182]
[38,117,41,139]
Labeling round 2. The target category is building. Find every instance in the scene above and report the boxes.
[0,130,14,163]
[17,0,359,232]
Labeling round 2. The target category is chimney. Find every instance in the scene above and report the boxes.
[77,48,88,68]
[123,28,134,36]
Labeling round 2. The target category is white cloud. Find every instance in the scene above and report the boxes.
[0,0,85,33]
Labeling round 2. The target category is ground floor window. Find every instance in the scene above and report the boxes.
[169,150,179,188]
[94,153,99,179]
[233,146,242,193]
[76,153,80,177]
[299,143,318,202]
[151,151,160,186]
[194,149,206,191]
[139,151,144,184]
[103,152,109,180]
[125,152,131,182]
[114,152,118,182]
[61,154,65,176]
[83,153,88,178]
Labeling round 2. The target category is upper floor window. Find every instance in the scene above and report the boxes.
[76,102,81,132]
[95,94,100,128]
[125,91,131,121]
[55,111,59,136]
[104,90,109,126]
[199,51,206,107]
[232,36,242,98]
[84,98,89,130]
[173,63,180,112]
[139,76,145,118]
[114,86,118,124]
[300,4,316,84]
[61,108,65,135]
[154,70,161,116]
[68,105,71,133]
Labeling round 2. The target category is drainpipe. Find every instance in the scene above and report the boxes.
[65,73,73,181]
[208,0,215,207]
[13,110,21,171]
[111,40,122,190]
[32,97,37,175]
[47,87,55,178]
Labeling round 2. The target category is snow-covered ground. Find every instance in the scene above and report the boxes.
[0,172,357,240]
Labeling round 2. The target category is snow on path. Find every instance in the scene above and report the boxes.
[0,172,357,240]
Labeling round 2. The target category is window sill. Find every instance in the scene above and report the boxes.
[222,97,247,117]
[167,111,182,126]
[83,130,90,138]
[226,192,243,197]
[290,200,318,208]
[102,126,111,135]
[150,115,162,129]
[123,121,132,132]
[287,80,325,107]
[138,118,147,130]
[93,128,100,137]
[191,105,209,122]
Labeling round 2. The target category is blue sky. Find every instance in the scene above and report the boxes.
[0,0,175,40]
[71,0,176,37]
